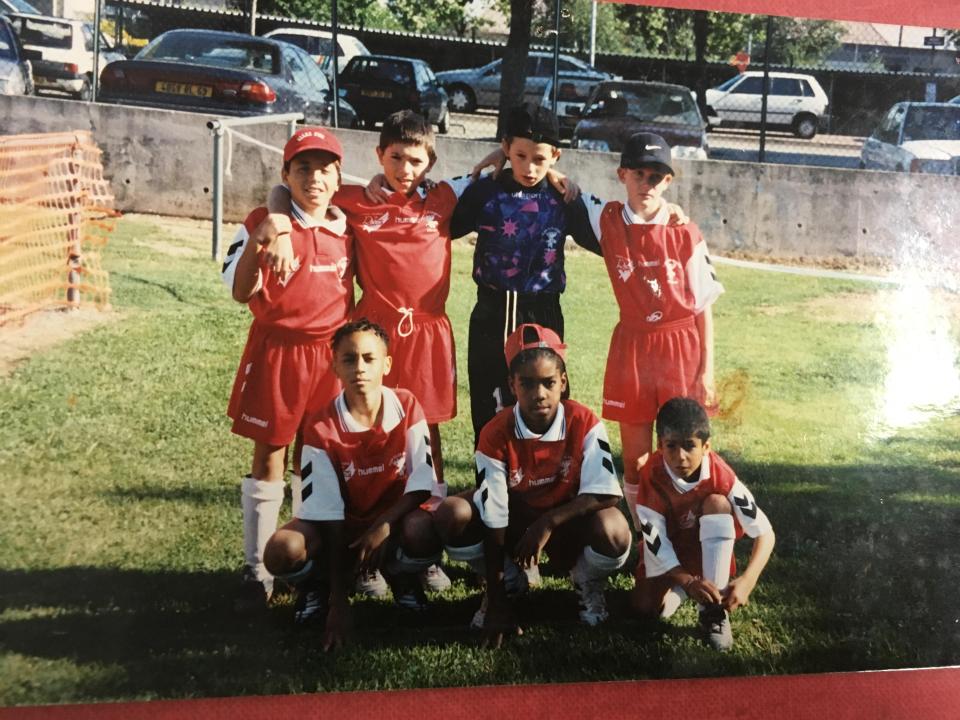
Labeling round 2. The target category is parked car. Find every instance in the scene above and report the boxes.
[0,0,40,14]
[263,28,369,77]
[705,71,828,139]
[338,54,449,133]
[540,74,599,138]
[859,102,960,174]
[5,12,124,100]
[99,29,356,126]
[571,80,709,161]
[436,51,613,113]
[0,12,33,96]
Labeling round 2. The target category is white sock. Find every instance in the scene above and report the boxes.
[384,547,440,576]
[700,513,736,591]
[445,541,485,577]
[289,473,303,517]
[660,586,688,619]
[573,544,630,583]
[241,475,285,581]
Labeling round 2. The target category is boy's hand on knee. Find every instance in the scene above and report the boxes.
[514,517,552,568]
[666,203,689,226]
[481,596,522,650]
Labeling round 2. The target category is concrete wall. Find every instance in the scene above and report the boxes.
[3,93,958,263]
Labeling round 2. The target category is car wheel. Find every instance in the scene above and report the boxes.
[438,108,449,135]
[447,84,476,113]
[76,77,92,102]
[792,113,818,139]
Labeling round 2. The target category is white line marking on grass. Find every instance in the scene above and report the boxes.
[713,256,895,285]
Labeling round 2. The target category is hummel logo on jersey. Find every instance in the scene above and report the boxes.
[616,255,636,282]
[734,493,758,519]
[240,413,268,428]
[639,520,661,555]
[360,212,390,232]
[309,257,349,279]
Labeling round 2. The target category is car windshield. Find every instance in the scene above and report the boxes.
[9,16,72,49]
[140,34,280,74]
[713,75,741,92]
[595,85,701,125]
[359,58,412,85]
[902,106,960,142]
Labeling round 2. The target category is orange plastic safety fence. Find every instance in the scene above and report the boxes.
[0,130,115,327]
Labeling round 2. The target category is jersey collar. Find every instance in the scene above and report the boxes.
[621,201,669,226]
[335,386,405,434]
[291,200,348,235]
[513,402,566,441]
[663,450,712,493]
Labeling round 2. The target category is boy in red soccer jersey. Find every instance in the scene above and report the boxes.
[631,397,775,650]
[566,132,725,542]
[434,324,631,646]
[221,127,353,612]
[263,320,445,647]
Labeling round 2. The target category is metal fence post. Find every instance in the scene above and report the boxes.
[211,122,224,262]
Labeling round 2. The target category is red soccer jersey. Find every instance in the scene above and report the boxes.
[596,202,722,327]
[221,205,354,338]
[335,183,459,317]
[296,387,438,534]
[635,449,772,578]
[474,400,622,529]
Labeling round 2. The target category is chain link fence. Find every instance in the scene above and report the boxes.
[7,0,960,172]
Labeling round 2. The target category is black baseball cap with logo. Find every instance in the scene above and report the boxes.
[619,132,674,175]
[504,102,561,147]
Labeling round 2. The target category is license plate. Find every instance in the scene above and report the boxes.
[361,89,391,98]
[155,81,213,98]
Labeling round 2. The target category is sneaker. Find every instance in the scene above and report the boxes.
[355,569,389,598]
[234,565,273,613]
[569,565,609,626]
[419,563,452,593]
[293,580,328,625]
[387,572,429,611]
[470,594,489,630]
[699,603,734,651]
[504,560,540,596]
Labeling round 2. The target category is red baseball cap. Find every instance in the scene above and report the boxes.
[504,323,567,367]
[283,126,343,163]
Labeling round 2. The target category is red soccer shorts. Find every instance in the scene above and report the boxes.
[227,322,340,446]
[355,302,456,424]
[602,316,703,425]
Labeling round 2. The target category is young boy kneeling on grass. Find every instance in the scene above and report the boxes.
[263,319,444,649]
[435,324,631,647]
[630,397,775,651]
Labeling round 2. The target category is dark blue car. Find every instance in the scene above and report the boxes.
[98,29,356,127]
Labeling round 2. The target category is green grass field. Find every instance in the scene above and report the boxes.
[1,214,959,706]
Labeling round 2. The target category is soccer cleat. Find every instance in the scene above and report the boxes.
[470,594,489,630]
[569,564,609,626]
[234,565,273,613]
[699,603,734,651]
[387,572,429,611]
[355,569,389,598]
[419,563,452,593]
[293,579,328,625]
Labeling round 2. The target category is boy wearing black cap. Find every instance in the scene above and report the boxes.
[450,103,603,445]
[572,132,724,537]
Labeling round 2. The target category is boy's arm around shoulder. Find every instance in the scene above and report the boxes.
[229,210,270,303]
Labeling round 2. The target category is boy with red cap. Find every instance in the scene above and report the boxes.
[434,324,631,646]
[221,127,353,612]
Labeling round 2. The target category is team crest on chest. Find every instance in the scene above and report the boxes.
[360,212,390,233]
[336,256,349,279]
[423,211,441,231]
[276,257,301,286]
[508,468,524,488]
[389,452,406,476]
[615,255,636,282]
[679,509,697,529]
[342,461,356,483]
[664,259,681,285]
[645,276,662,298]
[558,455,573,482]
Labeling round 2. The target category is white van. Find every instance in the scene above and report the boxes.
[263,28,369,77]
[705,71,829,139]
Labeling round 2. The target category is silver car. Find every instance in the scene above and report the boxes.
[436,51,612,113]
[859,102,960,175]
[0,14,33,96]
